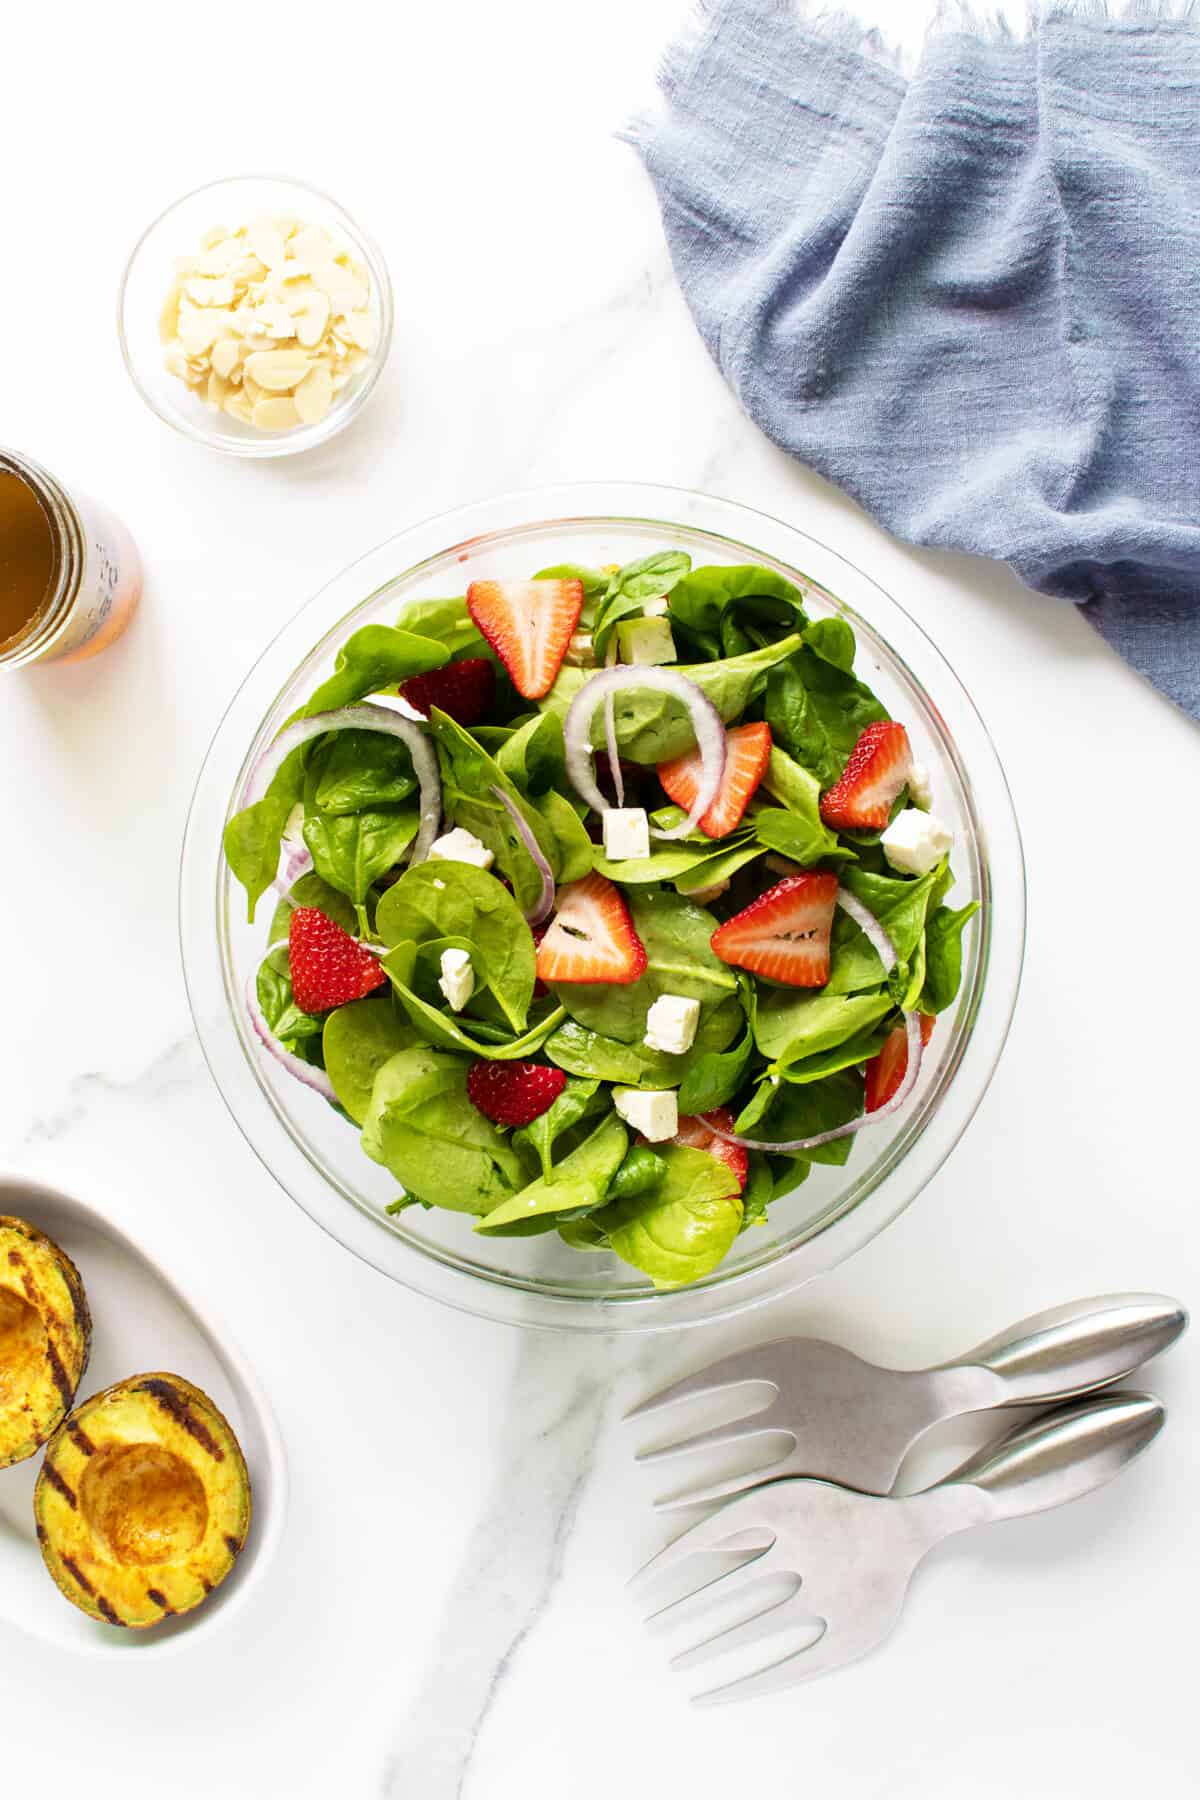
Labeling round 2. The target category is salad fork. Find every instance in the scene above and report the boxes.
[634,1390,1165,1703]
[629,1293,1186,1507]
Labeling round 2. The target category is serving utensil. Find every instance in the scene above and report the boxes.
[634,1390,1164,1702]
[629,1293,1186,1507]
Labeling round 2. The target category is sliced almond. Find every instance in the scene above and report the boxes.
[291,289,330,348]
[223,389,254,423]
[247,221,287,270]
[254,301,298,339]
[158,283,182,345]
[184,274,235,308]
[206,370,233,411]
[252,395,301,432]
[243,348,311,391]
[178,313,224,357]
[211,337,242,380]
[230,255,269,286]
[293,361,334,424]
[340,309,375,351]
[242,373,266,407]
[200,225,229,251]
[288,225,335,261]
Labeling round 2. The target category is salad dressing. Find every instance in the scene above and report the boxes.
[0,470,55,650]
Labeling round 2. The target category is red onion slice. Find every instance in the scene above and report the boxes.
[490,786,555,925]
[245,976,337,1102]
[603,637,624,808]
[703,888,925,1153]
[564,667,726,841]
[242,703,442,868]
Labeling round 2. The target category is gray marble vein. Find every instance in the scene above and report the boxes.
[380,1331,635,1800]
[8,1032,205,1154]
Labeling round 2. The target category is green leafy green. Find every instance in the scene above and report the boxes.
[323,998,416,1124]
[734,1069,865,1166]
[495,711,566,796]
[534,562,611,600]
[543,1020,690,1087]
[304,625,448,715]
[754,747,847,864]
[376,861,535,1032]
[764,647,889,788]
[267,871,356,940]
[676,1018,754,1115]
[511,1078,604,1180]
[802,616,857,672]
[476,1113,627,1233]
[428,707,567,914]
[382,944,565,1059]
[596,1145,743,1287]
[362,1046,528,1213]
[593,551,692,657]
[606,1144,667,1203]
[826,863,945,995]
[302,803,420,906]
[256,947,321,1045]
[919,901,980,1014]
[395,597,482,657]
[224,747,306,923]
[530,789,594,884]
[667,565,808,653]
[314,732,417,815]
[754,989,893,1070]
[549,887,738,1044]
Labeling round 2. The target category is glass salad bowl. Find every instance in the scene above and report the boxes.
[180,483,1025,1331]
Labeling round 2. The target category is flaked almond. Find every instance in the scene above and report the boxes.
[293,361,334,424]
[247,221,288,270]
[243,348,311,391]
[252,395,301,431]
[184,274,236,307]
[291,290,330,348]
[211,337,242,380]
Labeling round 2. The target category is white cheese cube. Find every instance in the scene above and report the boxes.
[612,1086,679,1142]
[602,807,650,862]
[616,616,677,666]
[438,948,475,1012]
[880,808,953,876]
[428,827,494,870]
[565,630,596,666]
[642,596,671,617]
[644,994,701,1056]
[907,761,933,810]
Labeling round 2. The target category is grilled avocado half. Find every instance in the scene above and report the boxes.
[35,1373,251,1628]
[0,1216,92,1469]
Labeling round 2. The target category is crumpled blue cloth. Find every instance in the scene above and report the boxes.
[629,1,1200,719]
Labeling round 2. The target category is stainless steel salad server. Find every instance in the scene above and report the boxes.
[634,1390,1165,1703]
[629,1293,1186,1508]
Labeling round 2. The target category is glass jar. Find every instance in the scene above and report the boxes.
[0,448,143,670]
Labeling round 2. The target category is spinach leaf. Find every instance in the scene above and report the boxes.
[764,649,888,789]
[738,1156,774,1231]
[224,745,306,922]
[511,1078,604,1180]
[543,1020,689,1087]
[755,747,847,864]
[534,562,611,600]
[428,707,565,914]
[314,732,416,815]
[592,551,692,657]
[323,997,416,1124]
[667,565,808,643]
[267,871,356,939]
[753,989,893,1069]
[304,625,448,715]
[550,887,737,1044]
[376,861,535,1032]
[802,616,857,672]
[753,808,849,870]
[919,901,980,1013]
[825,863,945,995]
[476,1112,627,1233]
[676,1018,754,1115]
[302,803,420,906]
[558,1216,611,1250]
[734,1069,865,1166]
[382,945,564,1059]
[256,947,322,1045]
[778,1022,891,1085]
[672,838,768,894]
[543,634,806,764]
[596,1145,743,1288]
[361,1046,528,1213]
[591,837,748,886]
[606,1144,667,1203]
[495,711,565,796]
[395,597,482,657]
[530,789,594,884]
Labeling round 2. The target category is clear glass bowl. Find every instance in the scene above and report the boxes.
[118,175,393,459]
[180,483,1025,1331]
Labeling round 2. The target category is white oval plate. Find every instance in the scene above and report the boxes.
[0,1173,287,1655]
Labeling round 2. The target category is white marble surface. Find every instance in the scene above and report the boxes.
[3,1,1197,1793]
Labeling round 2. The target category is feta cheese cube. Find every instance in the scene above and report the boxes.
[642,596,670,617]
[438,948,475,1012]
[686,878,730,906]
[644,994,701,1056]
[428,827,494,870]
[616,616,677,666]
[907,761,933,810]
[602,807,650,862]
[565,630,596,667]
[880,808,953,876]
[612,1086,679,1143]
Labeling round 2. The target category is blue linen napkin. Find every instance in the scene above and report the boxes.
[628,1,1200,719]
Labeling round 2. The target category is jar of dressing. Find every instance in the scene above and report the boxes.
[0,449,142,670]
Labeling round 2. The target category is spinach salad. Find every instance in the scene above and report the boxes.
[224,551,977,1289]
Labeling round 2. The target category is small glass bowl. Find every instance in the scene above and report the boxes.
[118,175,393,460]
[180,483,1026,1332]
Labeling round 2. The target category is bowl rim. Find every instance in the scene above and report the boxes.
[180,480,1026,1331]
[116,171,394,461]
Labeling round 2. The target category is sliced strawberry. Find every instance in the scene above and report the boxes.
[531,920,550,998]
[466,578,583,701]
[466,1059,566,1127]
[710,871,839,988]
[288,907,387,1013]
[536,872,647,985]
[672,1109,749,1191]
[400,657,495,726]
[819,721,913,831]
[864,1015,936,1112]
[658,721,772,840]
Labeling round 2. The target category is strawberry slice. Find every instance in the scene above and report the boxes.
[536,872,647,986]
[466,578,583,701]
[864,1015,936,1112]
[467,1059,566,1127]
[819,721,913,831]
[400,657,495,726]
[710,871,839,988]
[672,1109,749,1191]
[657,722,772,839]
[288,907,387,1014]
